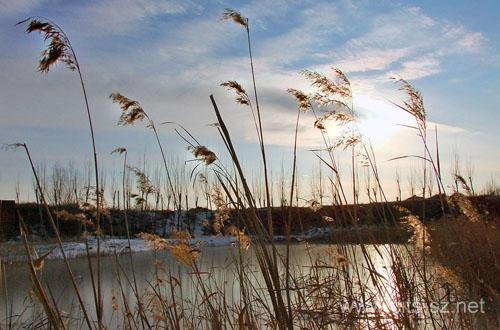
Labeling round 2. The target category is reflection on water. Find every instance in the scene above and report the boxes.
[0,243,439,328]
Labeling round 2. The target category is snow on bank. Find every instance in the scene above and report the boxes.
[4,224,403,263]
[274,227,333,242]
[41,227,332,260]
[45,235,239,260]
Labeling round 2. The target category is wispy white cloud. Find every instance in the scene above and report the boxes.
[254,2,342,66]
[326,6,485,80]
[75,0,200,34]
[0,0,46,15]
[440,23,485,53]
[2,1,487,135]
[388,56,442,80]
[240,0,295,28]
[1,0,497,200]
[333,48,412,73]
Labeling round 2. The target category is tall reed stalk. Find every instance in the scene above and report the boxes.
[286,88,312,322]
[390,78,447,204]
[210,94,292,328]
[6,9,496,330]
[19,17,104,325]
[222,9,273,236]
[109,93,180,218]
[5,143,93,328]
[17,214,61,328]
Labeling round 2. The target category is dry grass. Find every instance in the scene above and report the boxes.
[188,145,217,165]
[5,9,498,330]
[221,8,248,28]
[110,93,149,125]
[429,215,500,304]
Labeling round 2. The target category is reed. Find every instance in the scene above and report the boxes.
[3,8,498,330]
[4,143,93,328]
[222,8,273,242]
[19,17,105,326]
[110,93,180,215]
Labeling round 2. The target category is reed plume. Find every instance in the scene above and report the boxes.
[297,67,363,214]
[111,147,127,155]
[211,186,230,234]
[138,233,169,251]
[110,93,149,125]
[221,80,263,155]
[2,143,26,151]
[221,9,275,258]
[301,69,355,139]
[5,142,93,327]
[110,92,180,217]
[322,215,335,223]
[189,145,217,165]
[340,133,363,150]
[138,232,200,266]
[287,88,312,112]
[170,230,200,266]
[301,69,352,107]
[221,8,248,28]
[128,166,158,195]
[307,199,322,212]
[220,81,251,106]
[19,18,76,73]
[19,16,105,323]
[392,77,447,214]
[391,77,426,130]
[454,174,472,196]
[33,249,53,272]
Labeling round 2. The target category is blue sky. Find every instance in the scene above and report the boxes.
[0,0,499,202]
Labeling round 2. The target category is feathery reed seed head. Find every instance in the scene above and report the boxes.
[221,81,251,106]
[189,146,217,165]
[454,175,472,195]
[2,143,25,151]
[111,147,127,155]
[287,88,312,112]
[135,197,146,206]
[170,244,199,267]
[221,8,248,28]
[211,186,230,234]
[138,233,169,251]
[128,166,158,195]
[170,230,199,266]
[313,110,355,132]
[392,77,426,129]
[301,68,352,107]
[110,93,149,125]
[342,134,362,150]
[20,18,76,73]
[314,117,327,130]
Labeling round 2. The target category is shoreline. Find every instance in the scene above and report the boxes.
[0,224,411,264]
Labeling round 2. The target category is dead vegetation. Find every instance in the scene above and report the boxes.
[1,8,498,330]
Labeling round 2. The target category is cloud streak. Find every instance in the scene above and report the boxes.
[1,0,498,200]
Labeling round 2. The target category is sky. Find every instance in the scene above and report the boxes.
[0,0,499,203]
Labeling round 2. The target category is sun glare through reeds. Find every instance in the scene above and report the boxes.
[0,5,498,330]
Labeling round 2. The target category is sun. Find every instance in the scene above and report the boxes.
[355,95,413,148]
